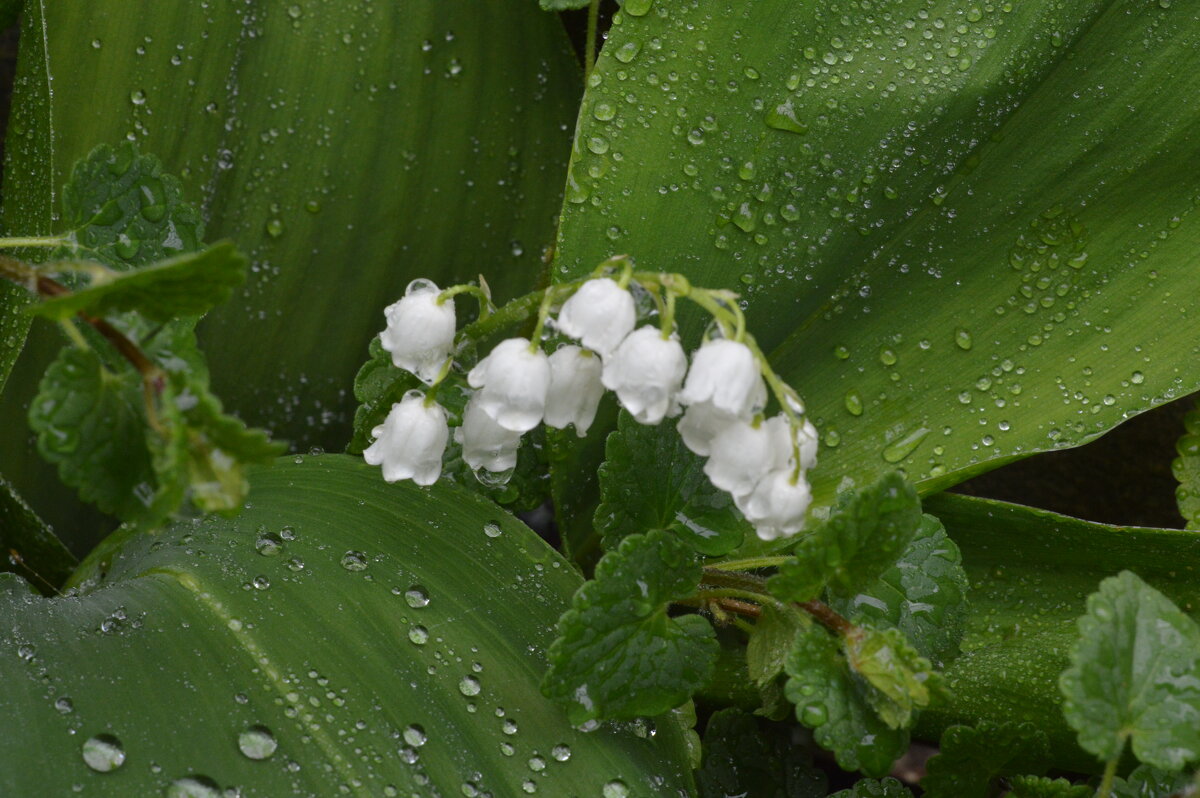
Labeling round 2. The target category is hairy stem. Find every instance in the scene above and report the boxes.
[798,599,855,636]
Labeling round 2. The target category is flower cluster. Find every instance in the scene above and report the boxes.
[363,264,818,540]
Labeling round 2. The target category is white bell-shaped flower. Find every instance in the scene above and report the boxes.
[363,390,449,486]
[556,278,636,358]
[679,338,765,416]
[601,326,688,425]
[737,469,813,541]
[456,397,523,473]
[544,346,605,437]
[379,279,456,384]
[760,415,818,472]
[467,337,551,432]
[677,378,768,456]
[704,418,775,496]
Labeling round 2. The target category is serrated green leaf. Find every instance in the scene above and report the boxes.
[57,142,204,270]
[0,477,76,592]
[1006,776,1092,798]
[769,472,921,602]
[1173,399,1200,530]
[747,603,805,689]
[843,625,942,730]
[828,513,968,667]
[542,529,718,724]
[783,621,909,776]
[29,346,156,521]
[539,0,590,9]
[594,410,749,556]
[32,241,247,323]
[828,778,914,798]
[695,708,826,798]
[1111,764,1199,798]
[921,722,1049,798]
[1060,570,1200,771]
[349,336,423,454]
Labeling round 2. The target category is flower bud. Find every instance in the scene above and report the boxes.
[456,397,523,473]
[379,279,456,384]
[544,346,605,437]
[679,338,765,417]
[556,278,636,358]
[467,338,551,432]
[601,326,688,425]
[363,391,449,486]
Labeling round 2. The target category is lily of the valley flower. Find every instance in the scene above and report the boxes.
[544,346,605,437]
[601,326,688,425]
[556,278,636,358]
[467,337,551,432]
[679,338,764,416]
[737,468,813,541]
[456,397,523,473]
[703,418,776,496]
[379,278,456,384]
[363,391,449,485]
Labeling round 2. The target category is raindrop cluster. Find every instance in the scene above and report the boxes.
[363,258,818,540]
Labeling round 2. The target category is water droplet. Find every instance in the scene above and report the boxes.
[340,551,368,571]
[500,741,515,756]
[954,328,973,350]
[405,586,430,608]
[622,0,653,15]
[844,390,864,416]
[502,719,519,735]
[878,348,898,366]
[82,735,125,772]
[165,776,222,798]
[55,697,74,714]
[287,4,303,19]
[129,90,147,106]
[551,744,572,762]
[614,41,641,63]
[403,724,427,747]
[483,522,502,538]
[285,556,305,572]
[255,533,283,556]
[408,626,429,645]
[882,427,931,463]
[265,218,285,238]
[1131,371,1145,384]
[237,726,277,760]
[592,102,616,122]
[801,704,828,726]
[765,99,808,134]
[528,756,546,772]
[833,345,850,360]
[458,675,482,697]
[603,780,630,798]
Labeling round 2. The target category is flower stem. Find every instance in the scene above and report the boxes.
[705,555,792,572]
[438,283,494,320]
[1096,755,1120,798]
[0,235,70,249]
[797,600,854,636]
[584,0,601,84]
[455,288,546,344]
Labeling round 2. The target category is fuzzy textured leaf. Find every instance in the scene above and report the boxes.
[828,514,968,667]
[921,721,1049,798]
[594,410,749,555]
[1110,764,1198,798]
[1059,570,1200,770]
[843,625,942,730]
[783,621,909,776]
[542,530,718,724]
[695,708,826,798]
[1006,777,1092,798]
[769,472,921,602]
[828,778,914,798]
[1173,400,1200,530]
[33,242,247,323]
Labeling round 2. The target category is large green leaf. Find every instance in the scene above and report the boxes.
[1,0,579,445]
[553,0,1200,511]
[0,454,696,796]
[919,492,1200,772]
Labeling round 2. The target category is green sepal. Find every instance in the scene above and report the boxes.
[1006,776,1093,798]
[1059,570,1200,771]
[32,241,247,323]
[694,708,827,798]
[921,721,1050,798]
[843,625,943,730]
[783,621,909,777]
[828,778,914,798]
[768,472,922,602]
[828,513,969,667]
[542,530,718,725]
[595,410,749,555]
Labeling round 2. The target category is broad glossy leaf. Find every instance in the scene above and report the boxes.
[783,620,909,777]
[553,0,1200,510]
[1060,570,1200,771]
[0,477,76,589]
[542,529,718,724]
[0,455,696,796]
[595,410,749,555]
[828,513,969,668]
[921,721,1049,798]
[918,493,1200,772]
[769,472,921,602]
[829,778,914,798]
[32,242,247,323]
[1173,400,1200,529]
[695,708,826,798]
[1,0,580,451]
